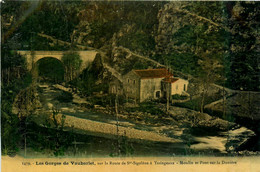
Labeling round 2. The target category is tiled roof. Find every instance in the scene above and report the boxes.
[134,68,173,79]
[163,78,179,83]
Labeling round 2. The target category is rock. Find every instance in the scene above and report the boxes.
[237,151,260,156]
[94,105,106,110]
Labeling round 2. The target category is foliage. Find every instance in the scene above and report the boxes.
[5,1,79,43]
[126,101,165,116]
[198,51,223,112]
[88,20,121,48]
[110,131,134,157]
[174,94,223,112]
[117,31,156,56]
[1,0,32,44]
[1,49,27,85]
[119,56,150,75]
[3,1,258,91]
[1,101,20,155]
[62,51,82,82]
[1,48,32,155]
[174,99,202,112]
[73,1,163,52]
[172,94,188,100]
[69,67,100,96]
[155,1,259,91]
[54,91,73,103]
[14,85,40,118]
[88,94,125,107]
[25,115,74,156]
[115,2,163,55]
[154,53,200,77]
[225,2,260,91]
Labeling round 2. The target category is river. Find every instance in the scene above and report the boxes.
[16,83,256,158]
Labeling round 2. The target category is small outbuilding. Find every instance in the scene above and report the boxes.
[162,77,189,95]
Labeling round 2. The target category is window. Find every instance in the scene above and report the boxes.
[127,79,130,83]
[133,80,136,85]
[156,91,160,98]
[184,84,186,91]
[176,85,178,90]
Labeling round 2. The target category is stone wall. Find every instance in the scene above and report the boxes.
[140,78,163,102]
[109,78,123,95]
[123,71,140,101]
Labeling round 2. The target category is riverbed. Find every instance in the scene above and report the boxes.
[16,83,256,157]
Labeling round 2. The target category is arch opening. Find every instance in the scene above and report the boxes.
[36,57,64,83]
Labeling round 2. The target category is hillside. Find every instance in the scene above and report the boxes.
[2,1,259,91]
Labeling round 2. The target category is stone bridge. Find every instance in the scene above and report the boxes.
[17,50,98,72]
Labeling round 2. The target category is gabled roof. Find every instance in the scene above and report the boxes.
[133,68,173,79]
[163,78,179,83]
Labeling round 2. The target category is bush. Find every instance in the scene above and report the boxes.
[88,94,125,107]
[127,101,164,116]
[172,94,188,100]
[174,94,223,112]
[26,120,74,157]
[1,49,32,154]
[55,91,73,103]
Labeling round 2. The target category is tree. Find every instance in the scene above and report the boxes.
[1,1,33,43]
[155,2,229,78]
[61,51,82,82]
[1,49,27,85]
[198,51,223,113]
[226,2,260,91]
[1,48,31,155]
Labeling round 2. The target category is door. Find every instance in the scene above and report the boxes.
[156,91,160,98]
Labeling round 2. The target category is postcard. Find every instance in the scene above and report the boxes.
[1,0,259,171]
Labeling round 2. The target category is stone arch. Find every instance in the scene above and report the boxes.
[35,56,63,66]
[36,56,65,82]
[17,50,98,73]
